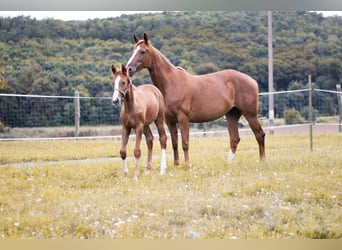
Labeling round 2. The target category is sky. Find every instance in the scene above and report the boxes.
[0,11,341,21]
[0,11,159,20]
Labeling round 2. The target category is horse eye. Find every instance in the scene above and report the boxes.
[141,51,145,55]
[121,81,125,85]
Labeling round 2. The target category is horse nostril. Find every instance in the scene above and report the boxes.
[127,67,134,77]
[112,99,119,106]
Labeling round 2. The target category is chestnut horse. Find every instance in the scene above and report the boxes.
[126,33,265,165]
[111,64,167,180]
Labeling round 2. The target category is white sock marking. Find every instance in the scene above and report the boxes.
[134,158,140,181]
[122,159,128,174]
[160,149,167,175]
[228,150,235,163]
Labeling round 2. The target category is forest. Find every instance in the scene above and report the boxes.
[0,11,342,127]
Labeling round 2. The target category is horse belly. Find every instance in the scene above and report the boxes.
[144,99,160,125]
[188,95,233,122]
[189,106,230,122]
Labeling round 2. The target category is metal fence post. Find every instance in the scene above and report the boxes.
[74,90,80,137]
[337,84,342,132]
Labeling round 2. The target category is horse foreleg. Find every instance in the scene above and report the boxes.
[178,115,190,165]
[226,109,242,163]
[155,118,167,175]
[120,126,131,174]
[134,125,143,181]
[245,115,266,161]
[166,121,180,166]
[143,126,154,174]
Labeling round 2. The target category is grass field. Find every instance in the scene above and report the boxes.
[0,133,341,239]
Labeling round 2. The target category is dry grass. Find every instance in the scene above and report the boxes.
[0,133,341,239]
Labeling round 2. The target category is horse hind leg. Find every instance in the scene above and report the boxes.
[245,115,266,161]
[226,107,242,163]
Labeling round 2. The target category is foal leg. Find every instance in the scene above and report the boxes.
[120,126,131,174]
[245,115,266,161]
[166,121,180,166]
[226,108,242,163]
[134,125,144,181]
[143,125,154,174]
[155,117,167,175]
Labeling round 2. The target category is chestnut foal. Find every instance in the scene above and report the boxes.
[111,64,167,180]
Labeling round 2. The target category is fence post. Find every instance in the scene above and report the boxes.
[74,90,80,137]
[308,75,313,151]
[268,11,274,135]
[337,84,342,132]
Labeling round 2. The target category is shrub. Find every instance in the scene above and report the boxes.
[0,119,4,133]
[283,108,306,124]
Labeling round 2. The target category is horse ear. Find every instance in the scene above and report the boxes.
[143,32,149,44]
[111,64,116,74]
[121,64,127,75]
[133,34,139,43]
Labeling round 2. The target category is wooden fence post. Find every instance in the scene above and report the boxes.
[337,84,342,133]
[74,91,80,137]
[308,75,313,151]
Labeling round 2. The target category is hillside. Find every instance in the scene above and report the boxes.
[0,11,341,126]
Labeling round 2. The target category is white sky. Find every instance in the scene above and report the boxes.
[0,11,159,20]
[0,11,341,21]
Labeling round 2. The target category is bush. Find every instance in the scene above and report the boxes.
[300,106,318,121]
[283,108,306,124]
[0,119,4,133]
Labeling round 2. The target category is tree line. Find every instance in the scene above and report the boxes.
[0,11,341,127]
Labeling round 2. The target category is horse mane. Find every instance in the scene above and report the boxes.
[137,37,180,72]
[151,44,178,71]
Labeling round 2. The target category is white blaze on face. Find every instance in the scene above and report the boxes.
[112,75,121,103]
[126,45,141,67]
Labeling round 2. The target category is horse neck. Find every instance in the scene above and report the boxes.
[123,83,136,111]
[148,47,178,94]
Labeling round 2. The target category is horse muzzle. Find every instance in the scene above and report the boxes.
[127,66,136,77]
[112,97,122,106]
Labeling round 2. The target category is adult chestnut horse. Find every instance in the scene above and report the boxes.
[126,33,265,165]
[111,64,167,180]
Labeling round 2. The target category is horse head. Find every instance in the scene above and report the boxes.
[126,32,152,77]
[111,64,131,106]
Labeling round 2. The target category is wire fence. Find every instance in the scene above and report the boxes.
[0,87,341,140]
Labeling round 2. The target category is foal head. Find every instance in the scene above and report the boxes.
[126,32,152,77]
[111,64,131,106]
